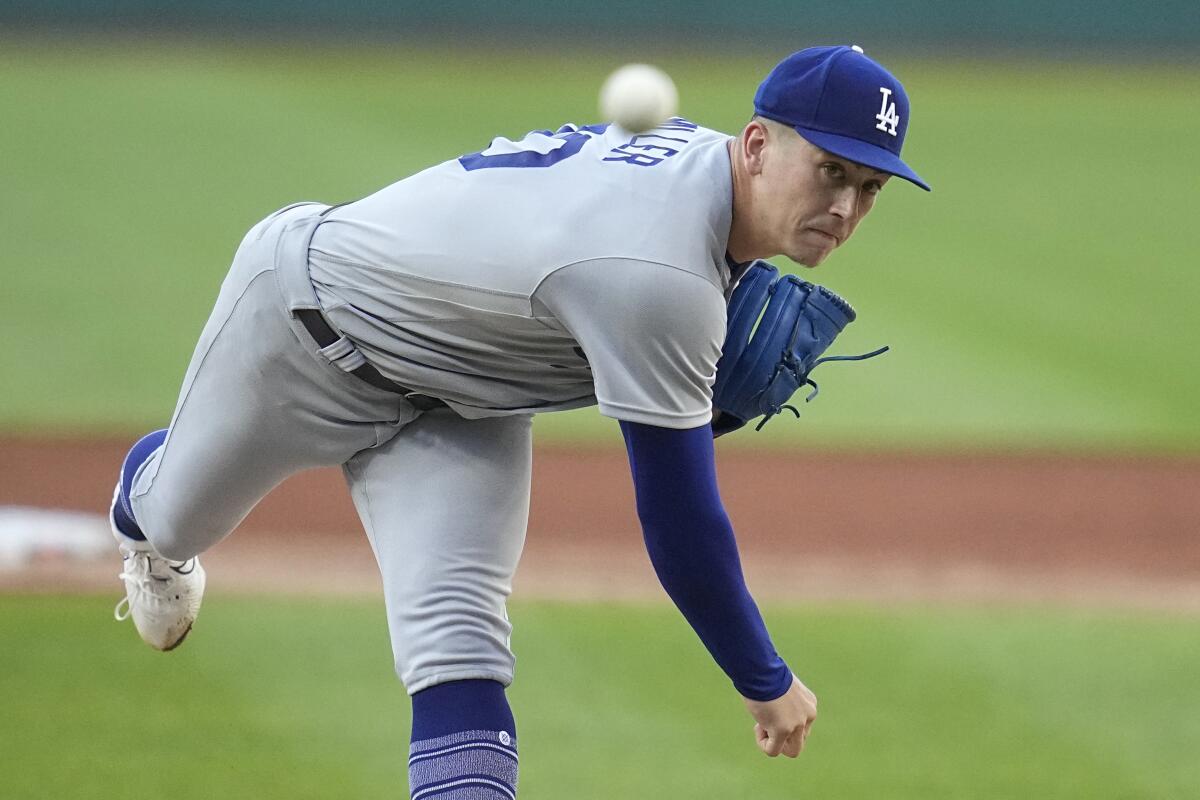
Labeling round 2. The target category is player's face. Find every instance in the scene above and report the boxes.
[758,130,890,267]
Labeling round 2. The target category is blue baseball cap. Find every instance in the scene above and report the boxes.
[754,45,930,191]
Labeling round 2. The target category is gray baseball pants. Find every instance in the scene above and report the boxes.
[128,203,532,693]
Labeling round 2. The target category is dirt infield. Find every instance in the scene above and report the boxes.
[2,436,1198,610]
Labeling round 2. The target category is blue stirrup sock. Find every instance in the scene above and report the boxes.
[112,428,168,542]
[409,679,518,799]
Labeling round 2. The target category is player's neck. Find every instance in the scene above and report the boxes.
[726,139,770,264]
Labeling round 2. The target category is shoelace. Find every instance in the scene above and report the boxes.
[113,551,153,621]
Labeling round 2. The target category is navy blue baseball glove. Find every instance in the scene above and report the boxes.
[711,261,888,435]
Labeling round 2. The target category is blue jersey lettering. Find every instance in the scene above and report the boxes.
[602,118,701,168]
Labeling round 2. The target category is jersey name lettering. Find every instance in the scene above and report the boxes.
[603,118,700,167]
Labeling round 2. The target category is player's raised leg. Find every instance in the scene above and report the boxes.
[343,410,532,799]
[111,203,417,650]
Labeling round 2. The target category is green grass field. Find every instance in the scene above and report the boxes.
[1,40,1198,451]
[2,596,1197,799]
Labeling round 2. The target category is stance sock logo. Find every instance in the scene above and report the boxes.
[875,87,900,136]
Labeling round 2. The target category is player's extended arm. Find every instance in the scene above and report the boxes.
[619,420,818,757]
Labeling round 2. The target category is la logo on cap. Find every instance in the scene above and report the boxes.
[875,87,900,136]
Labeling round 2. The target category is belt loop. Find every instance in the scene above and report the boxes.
[318,335,368,372]
[272,209,330,313]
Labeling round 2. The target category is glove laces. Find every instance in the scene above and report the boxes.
[754,345,890,431]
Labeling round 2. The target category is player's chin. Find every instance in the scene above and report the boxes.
[786,231,839,267]
[786,244,834,268]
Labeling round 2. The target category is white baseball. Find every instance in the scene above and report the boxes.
[599,63,678,134]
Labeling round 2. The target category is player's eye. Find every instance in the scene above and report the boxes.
[864,180,883,195]
[820,162,844,179]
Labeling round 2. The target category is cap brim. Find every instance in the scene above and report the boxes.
[794,126,931,191]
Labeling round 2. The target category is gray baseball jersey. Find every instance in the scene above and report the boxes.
[308,119,734,428]
[125,118,742,696]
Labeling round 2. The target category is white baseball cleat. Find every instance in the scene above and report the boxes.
[111,487,206,652]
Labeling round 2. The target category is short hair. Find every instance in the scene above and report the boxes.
[749,114,802,144]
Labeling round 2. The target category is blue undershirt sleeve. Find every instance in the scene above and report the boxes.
[619,419,793,701]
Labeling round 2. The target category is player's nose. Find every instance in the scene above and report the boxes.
[828,186,857,219]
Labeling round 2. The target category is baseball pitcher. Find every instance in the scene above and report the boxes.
[108,45,929,798]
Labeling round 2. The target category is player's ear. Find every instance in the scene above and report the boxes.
[742,121,768,176]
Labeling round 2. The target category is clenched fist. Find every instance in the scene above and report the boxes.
[742,675,818,758]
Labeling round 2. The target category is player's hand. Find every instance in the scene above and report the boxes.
[742,675,818,758]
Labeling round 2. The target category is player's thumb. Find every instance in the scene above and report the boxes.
[755,723,783,757]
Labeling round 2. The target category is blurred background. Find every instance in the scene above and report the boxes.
[1,3,1198,799]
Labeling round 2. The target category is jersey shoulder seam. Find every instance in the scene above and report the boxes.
[530,256,727,300]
